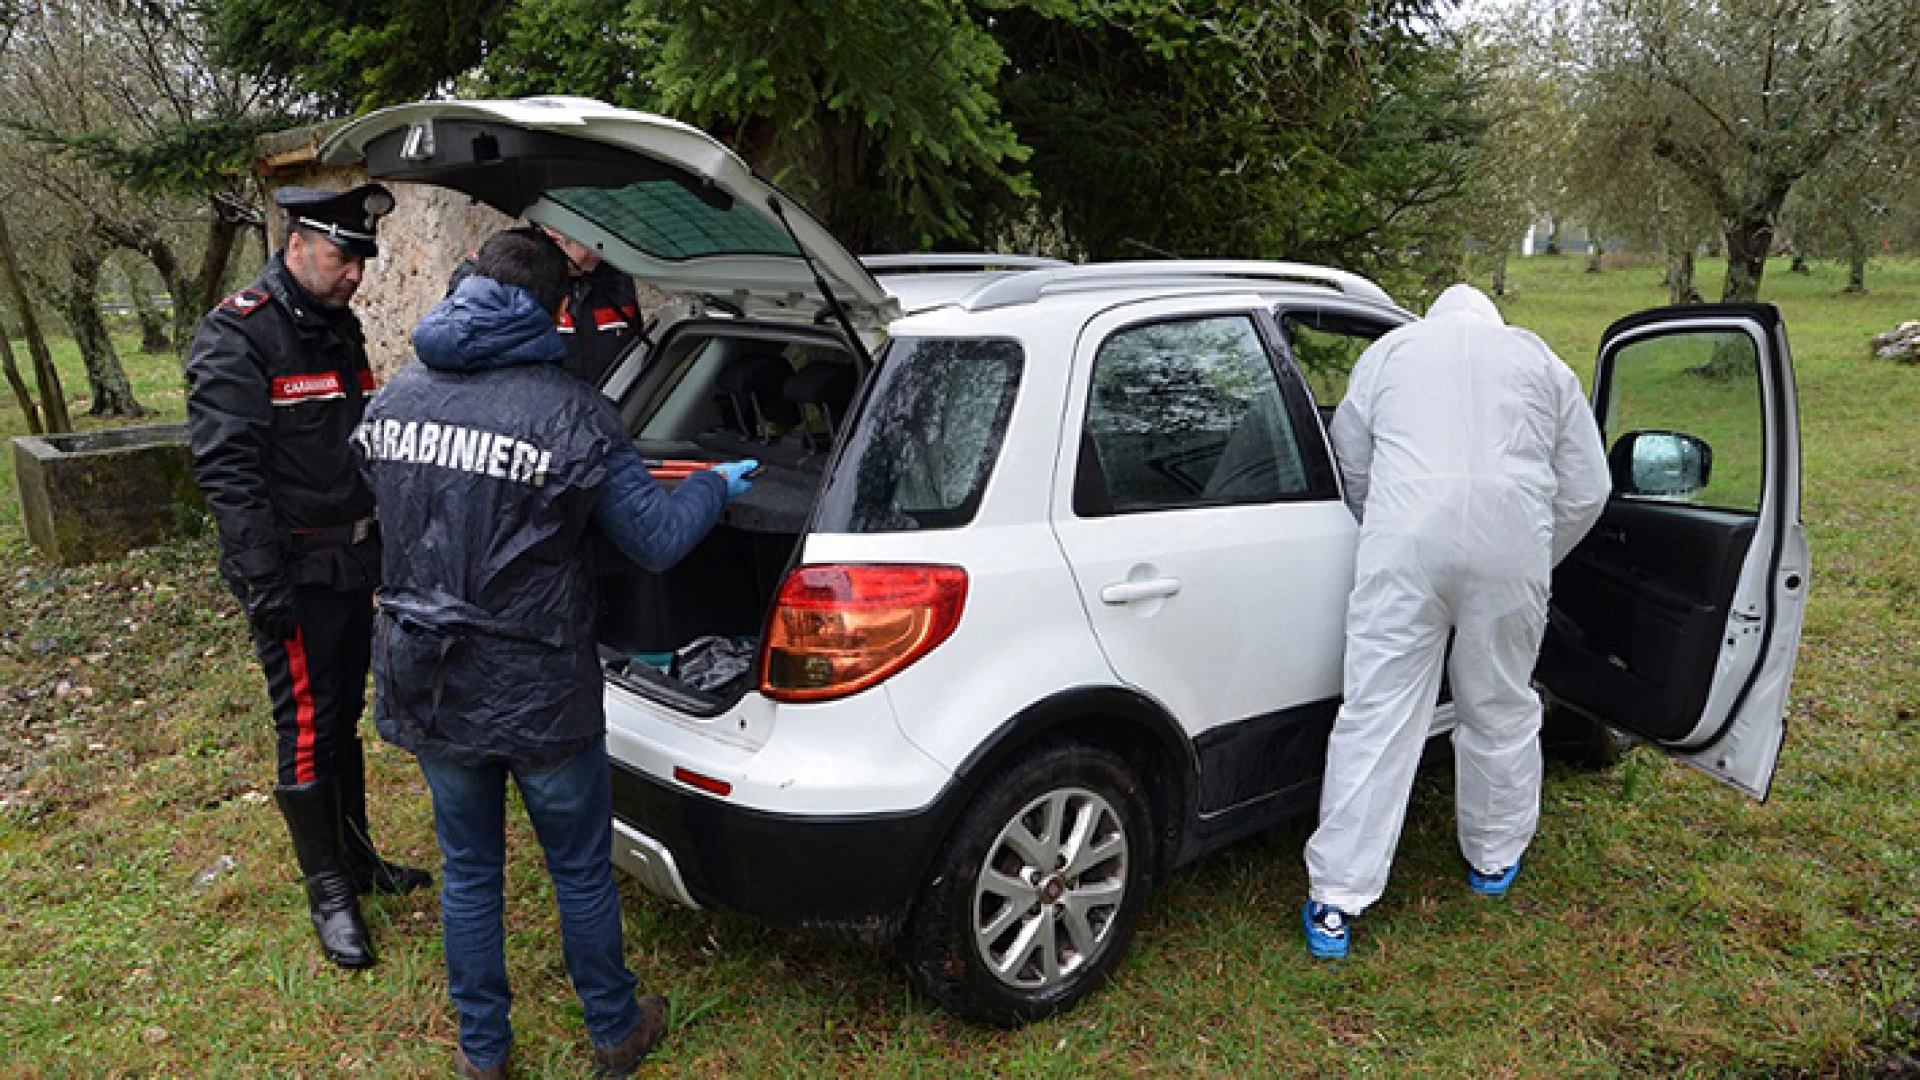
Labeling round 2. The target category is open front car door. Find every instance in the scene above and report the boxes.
[1537,304,1809,799]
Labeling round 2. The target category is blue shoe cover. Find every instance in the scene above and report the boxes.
[1468,858,1522,897]
[1303,900,1350,959]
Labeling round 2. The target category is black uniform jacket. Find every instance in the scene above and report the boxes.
[184,255,380,596]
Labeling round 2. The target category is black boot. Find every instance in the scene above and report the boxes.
[338,738,433,896]
[275,780,375,969]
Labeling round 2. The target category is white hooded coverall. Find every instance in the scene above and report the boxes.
[1304,284,1611,915]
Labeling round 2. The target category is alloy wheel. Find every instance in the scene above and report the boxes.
[970,785,1130,990]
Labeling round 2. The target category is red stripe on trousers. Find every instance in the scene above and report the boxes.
[286,629,319,783]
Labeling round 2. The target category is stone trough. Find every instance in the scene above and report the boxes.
[11,423,205,565]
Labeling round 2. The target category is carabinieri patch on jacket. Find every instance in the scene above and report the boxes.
[270,370,377,405]
[221,287,271,316]
[591,305,635,330]
[355,418,553,487]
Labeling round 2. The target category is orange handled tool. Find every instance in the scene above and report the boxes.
[644,458,716,481]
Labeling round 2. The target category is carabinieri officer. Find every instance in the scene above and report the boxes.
[185,184,430,970]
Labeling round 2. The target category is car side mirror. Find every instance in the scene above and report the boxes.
[1608,430,1713,498]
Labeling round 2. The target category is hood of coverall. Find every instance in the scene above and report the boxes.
[1425,283,1505,325]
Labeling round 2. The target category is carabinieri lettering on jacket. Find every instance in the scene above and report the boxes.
[355,418,553,487]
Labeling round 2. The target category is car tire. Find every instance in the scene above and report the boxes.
[1540,703,1632,769]
[902,742,1156,1026]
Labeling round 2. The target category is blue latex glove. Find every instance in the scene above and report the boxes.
[711,458,759,499]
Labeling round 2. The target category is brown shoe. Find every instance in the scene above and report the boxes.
[591,994,669,1076]
[453,1046,508,1079]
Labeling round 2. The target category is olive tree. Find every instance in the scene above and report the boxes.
[22,0,281,353]
[1579,0,1920,302]
[1781,121,1917,293]
[1449,7,1582,295]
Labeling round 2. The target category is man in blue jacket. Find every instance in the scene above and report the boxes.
[358,227,755,1078]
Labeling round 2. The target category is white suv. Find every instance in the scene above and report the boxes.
[327,99,1809,1024]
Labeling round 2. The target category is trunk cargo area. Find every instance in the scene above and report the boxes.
[594,454,818,704]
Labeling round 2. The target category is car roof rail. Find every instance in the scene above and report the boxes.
[861,253,1071,275]
[957,260,1398,311]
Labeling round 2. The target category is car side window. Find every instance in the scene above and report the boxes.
[1075,315,1315,516]
[1603,330,1765,513]
[1278,310,1389,409]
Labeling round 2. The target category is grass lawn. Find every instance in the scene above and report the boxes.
[2,257,1916,1078]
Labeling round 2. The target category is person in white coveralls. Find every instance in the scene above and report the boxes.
[1302,283,1612,959]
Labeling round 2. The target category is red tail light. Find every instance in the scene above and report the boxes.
[760,564,968,703]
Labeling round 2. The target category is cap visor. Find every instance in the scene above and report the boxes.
[323,234,379,259]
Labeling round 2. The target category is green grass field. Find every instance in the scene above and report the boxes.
[2,256,1916,1078]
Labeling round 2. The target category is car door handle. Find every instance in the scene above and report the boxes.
[1100,577,1183,605]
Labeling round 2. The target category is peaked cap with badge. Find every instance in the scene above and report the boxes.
[278,183,395,258]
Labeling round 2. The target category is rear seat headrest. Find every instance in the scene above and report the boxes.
[713,350,799,433]
[782,363,856,406]
[715,351,793,395]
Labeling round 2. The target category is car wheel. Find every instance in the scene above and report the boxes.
[903,742,1156,1026]
[1541,703,1632,769]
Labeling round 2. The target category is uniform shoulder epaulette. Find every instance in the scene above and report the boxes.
[221,287,271,317]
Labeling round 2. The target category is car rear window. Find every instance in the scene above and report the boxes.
[548,181,801,261]
[813,338,1023,532]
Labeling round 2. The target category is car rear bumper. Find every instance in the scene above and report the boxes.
[609,760,963,940]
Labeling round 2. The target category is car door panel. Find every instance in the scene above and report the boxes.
[1049,303,1355,816]
[1544,503,1756,741]
[1537,304,1806,799]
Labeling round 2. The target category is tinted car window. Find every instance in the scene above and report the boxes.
[814,338,1023,532]
[550,181,801,261]
[1077,316,1311,515]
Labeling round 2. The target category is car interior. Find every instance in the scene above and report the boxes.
[594,325,863,705]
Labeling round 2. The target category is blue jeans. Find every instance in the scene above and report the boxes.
[416,738,641,1067]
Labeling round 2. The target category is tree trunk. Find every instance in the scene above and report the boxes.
[1719,215,1774,303]
[59,247,145,419]
[1698,229,1758,375]
[104,200,245,359]
[1843,222,1868,293]
[187,211,241,342]
[0,324,44,435]
[1545,214,1562,256]
[0,209,70,432]
[1491,250,1509,297]
[135,231,199,358]
[1667,246,1700,306]
[250,220,271,274]
[1789,249,1810,274]
[1585,234,1605,273]
[123,260,172,353]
